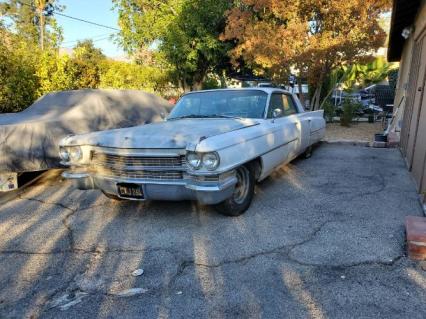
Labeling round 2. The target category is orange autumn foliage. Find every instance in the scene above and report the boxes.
[222,0,391,107]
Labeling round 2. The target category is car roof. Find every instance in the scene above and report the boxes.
[183,87,292,95]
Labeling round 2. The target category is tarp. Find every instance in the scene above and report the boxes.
[0,89,172,173]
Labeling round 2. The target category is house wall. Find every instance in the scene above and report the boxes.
[396,1,426,203]
[391,33,414,137]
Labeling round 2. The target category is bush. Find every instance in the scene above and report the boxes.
[388,68,399,96]
[323,100,335,123]
[99,61,168,92]
[0,29,176,114]
[36,50,79,94]
[0,38,39,113]
[340,99,362,127]
[202,74,221,90]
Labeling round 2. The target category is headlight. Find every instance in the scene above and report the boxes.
[69,146,83,161]
[59,146,70,161]
[202,152,220,170]
[59,146,82,162]
[186,152,202,169]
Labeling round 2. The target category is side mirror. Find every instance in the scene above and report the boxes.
[272,108,282,118]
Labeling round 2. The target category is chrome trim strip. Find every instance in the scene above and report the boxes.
[94,165,187,172]
[209,129,298,152]
[185,176,237,191]
[91,147,186,157]
[63,171,236,191]
[310,127,324,134]
[62,171,90,179]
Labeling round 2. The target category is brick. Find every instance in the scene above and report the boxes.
[406,216,426,261]
[372,141,387,148]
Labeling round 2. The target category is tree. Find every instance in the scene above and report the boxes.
[0,0,63,49]
[113,0,233,91]
[222,0,391,109]
[36,50,78,94]
[0,25,39,112]
[340,57,396,89]
[99,60,168,92]
[71,40,106,88]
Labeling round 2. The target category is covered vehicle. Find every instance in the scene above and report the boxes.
[60,88,325,216]
[0,89,171,191]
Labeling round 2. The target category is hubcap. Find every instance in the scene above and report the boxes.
[233,166,250,204]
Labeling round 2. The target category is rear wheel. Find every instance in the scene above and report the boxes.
[303,146,313,159]
[214,164,255,216]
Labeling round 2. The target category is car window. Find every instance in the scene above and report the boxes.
[267,93,285,118]
[168,90,268,119]
[283,95,298,116]
[267,93,298,118]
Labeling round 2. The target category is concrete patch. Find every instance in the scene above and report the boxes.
[1,144,425,318]
[289,220,404,266]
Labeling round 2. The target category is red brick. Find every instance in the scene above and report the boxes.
[406,216,426,261]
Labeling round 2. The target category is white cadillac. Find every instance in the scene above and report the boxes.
[59,88,325,216]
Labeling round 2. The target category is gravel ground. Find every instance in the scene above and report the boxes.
[0,144,425,319]
[324,122,383,143]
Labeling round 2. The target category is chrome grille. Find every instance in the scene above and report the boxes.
[92,152,186,168]
[91,151,185,180]
[96,167,183,180]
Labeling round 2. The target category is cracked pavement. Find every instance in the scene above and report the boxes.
[1,144,426,318]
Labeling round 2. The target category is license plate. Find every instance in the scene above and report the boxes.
[117,183,144,199]
[0,172,18,192]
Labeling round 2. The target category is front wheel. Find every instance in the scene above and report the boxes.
[213,164,255,216]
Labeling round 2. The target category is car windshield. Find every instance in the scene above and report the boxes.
[168,90,268,120]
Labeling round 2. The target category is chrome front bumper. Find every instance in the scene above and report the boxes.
[62,171,237,205]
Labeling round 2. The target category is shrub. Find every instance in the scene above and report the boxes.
[340,99,362,127]
[323,100,335,123]
[388,68,399,96]
[0,38,38,113]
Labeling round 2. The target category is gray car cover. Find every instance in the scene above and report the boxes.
[0,89,172,172]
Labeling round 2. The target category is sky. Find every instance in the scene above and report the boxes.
[57,0,124,57]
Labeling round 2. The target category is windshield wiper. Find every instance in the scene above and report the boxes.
[168,114,241,120]
[168,114,211,120]
[209,114,242,119]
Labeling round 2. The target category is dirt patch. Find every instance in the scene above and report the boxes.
[324,122,383,143]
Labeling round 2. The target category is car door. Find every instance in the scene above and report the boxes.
[281,93,307,156]
[287,94,311,152]
[262,93,300,173]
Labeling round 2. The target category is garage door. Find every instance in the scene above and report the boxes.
[401,38,424,157]
[409,30,426,195]
[404,35,426,169]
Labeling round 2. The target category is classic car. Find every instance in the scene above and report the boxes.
[0,89,171,192]
[59,88,325,216]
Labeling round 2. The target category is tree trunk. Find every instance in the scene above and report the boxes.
[40,10,45,50]
[311,72,325,110]
[310,85,320,110]
[192,81,203,91]
[37,1,46,50]
[297,78,305,107]
[219,70,227,88]
[179,79,190,93]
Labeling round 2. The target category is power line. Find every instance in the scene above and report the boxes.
[61,32,117,45]
[18,1,120,31]
[62,36,113,48]
[63,37,111,47]
[54,12,120,31]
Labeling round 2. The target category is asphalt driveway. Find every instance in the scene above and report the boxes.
[0,144,425,318]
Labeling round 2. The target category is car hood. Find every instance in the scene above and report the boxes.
[64,118,260,149]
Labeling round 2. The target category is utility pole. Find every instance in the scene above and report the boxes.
[39,6,44,50]
[35,0,47,50]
